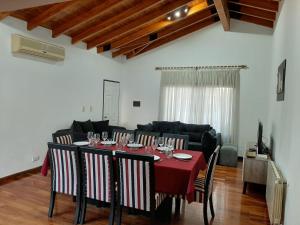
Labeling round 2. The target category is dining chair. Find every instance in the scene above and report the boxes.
[78,147,115,225]
[135,131,160,146]
[47,142,81,224]
[112,129,134,143]
[193,145,220,225]
[52,129,73,144]
[115,152,167,225]
[162,133,189,150]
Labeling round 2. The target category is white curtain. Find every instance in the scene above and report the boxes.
[159,69,240,144]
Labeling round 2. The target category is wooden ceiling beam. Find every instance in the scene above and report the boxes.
[228,2,276,21]
[230,11,273,28]
[0,12,9,20]
[98,2,211,54]
[71,0,164,44]
[86,0,194,50]
[126,17,218,59]
[213,0,230,31]
[229,0,279,12]
[110,8,216,57]
[52,0,121,38]
[27,1,76,30]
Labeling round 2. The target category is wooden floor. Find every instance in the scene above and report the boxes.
[0,162,270,225]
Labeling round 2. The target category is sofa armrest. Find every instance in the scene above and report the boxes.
[216,133,222,146]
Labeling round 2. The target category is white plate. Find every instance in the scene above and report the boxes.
[127,143,143,148]
[154,155,160,161]
[157,146,169,151]
[173,153,192,160]
[73,141,89,146]
[101,141,116,145]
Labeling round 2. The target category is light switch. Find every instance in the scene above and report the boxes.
[82,106,85,112]
[90,105,93,112]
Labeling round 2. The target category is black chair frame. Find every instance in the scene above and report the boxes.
[78,147,115,225]
[47,142,81,224]
[115,152,156,225]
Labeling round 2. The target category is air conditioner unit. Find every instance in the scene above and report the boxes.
[12,34,65,61]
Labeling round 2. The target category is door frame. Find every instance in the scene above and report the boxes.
[102,79,120,123]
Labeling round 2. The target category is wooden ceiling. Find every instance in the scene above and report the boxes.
[0,0,280,59]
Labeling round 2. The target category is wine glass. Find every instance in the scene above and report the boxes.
[94,133,100,146]
[87,132,94,146]
[158,137,164,148]
[128,134,134,144]
[102,131,108,142]
[151,138,158,153]
[121,136,127,150]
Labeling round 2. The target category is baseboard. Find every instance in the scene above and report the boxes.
[0,166,42,185]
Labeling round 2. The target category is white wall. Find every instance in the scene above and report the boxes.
[267,1,300,224]
[119,20,273,155]
[0,17,123,178]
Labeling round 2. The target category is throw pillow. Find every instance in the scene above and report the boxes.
[137,123,153,132]
[92,120,109,134]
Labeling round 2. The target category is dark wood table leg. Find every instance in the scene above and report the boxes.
[243,182,247,194]
[175,197,181,215]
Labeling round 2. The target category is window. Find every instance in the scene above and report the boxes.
[159,70,240,144]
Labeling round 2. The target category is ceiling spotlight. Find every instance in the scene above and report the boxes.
[167,16,172,21]
[184,7,189,13]
[174,10,181,18]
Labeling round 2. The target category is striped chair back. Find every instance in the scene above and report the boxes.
[112,129,134,143]
[79,147,114,203]
[115,152,155,212]
[52,129,73,145]
[163,133,189,150]
[48,143,79,196]
[135,131,160,146]
[205,145,220,196]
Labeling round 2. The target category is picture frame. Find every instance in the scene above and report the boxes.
[276,59,287,101]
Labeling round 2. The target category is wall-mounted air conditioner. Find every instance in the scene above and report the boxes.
[11,34,65,61]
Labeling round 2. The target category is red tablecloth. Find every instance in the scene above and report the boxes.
[41,145,206,203]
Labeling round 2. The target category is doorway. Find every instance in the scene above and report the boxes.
[102,80,120,125]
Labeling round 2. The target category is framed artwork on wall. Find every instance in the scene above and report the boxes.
[277,59,287,101]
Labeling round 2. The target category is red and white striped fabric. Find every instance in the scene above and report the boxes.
[113,132,131,143]
[194,177,205,203]
[56,135,72,145]
[136,134,156,147]
[164,137,185,150]
[118,158,165,211]
[50,148,77,196]
[83,153,111,203]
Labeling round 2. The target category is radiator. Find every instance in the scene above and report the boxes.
[266,161,285,225]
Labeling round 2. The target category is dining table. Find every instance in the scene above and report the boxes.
[41,143,207,203]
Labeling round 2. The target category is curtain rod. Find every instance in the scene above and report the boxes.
[155,65,248,70]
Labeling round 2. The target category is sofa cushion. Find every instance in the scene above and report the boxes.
[188,142,203,151]
[181,132,202,142]
[92,120,109,134]
[180,123,211,133]
[152,121,180,133]
[71,120,94,133]
[137,123,153,132]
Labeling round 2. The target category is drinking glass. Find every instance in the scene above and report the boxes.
[166,138,175,158]
[87,132,94,146]
[121,136,127,150]
[151,138,158,153]
[102,131,108,141]
[158,137,164,147]
[94,133,100,146]
[128,134,134,144]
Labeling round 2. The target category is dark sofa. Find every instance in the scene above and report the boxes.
[54,120,126,142]
[137,121,221,161]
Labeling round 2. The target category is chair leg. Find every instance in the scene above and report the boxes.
[203,198,209,225]
[175,197,181,215]
[48,191,56,217]
[209,195,215,218]
[80,197,87,224]
[74,195,81,225]
[108,201,115,225]
[116,205,122,225]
